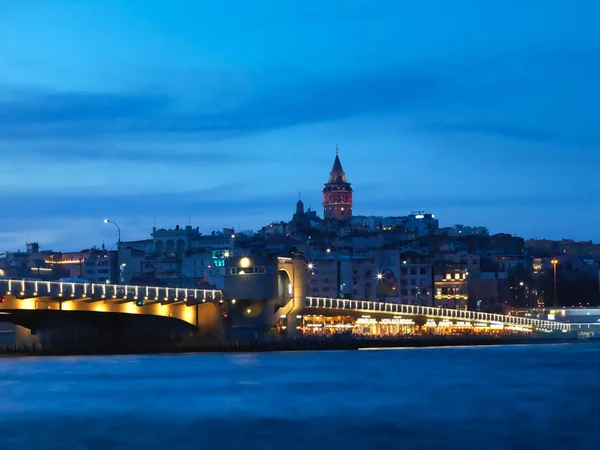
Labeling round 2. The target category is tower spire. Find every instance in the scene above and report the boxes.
[323,147,352,221]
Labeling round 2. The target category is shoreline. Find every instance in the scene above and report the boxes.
[0,336,596,358]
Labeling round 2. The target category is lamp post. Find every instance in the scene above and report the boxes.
[550,259,559,307]
[103,219,121,247]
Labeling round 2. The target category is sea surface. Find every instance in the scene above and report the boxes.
[0,343,599,449]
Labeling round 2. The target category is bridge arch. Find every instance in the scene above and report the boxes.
[277,269,293,305]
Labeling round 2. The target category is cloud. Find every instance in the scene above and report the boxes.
[0,187,297,224]
[3,45,599,153]
[0,140,254,164]
[421,121,600,149]
[0,66,442,143]
[3,184,598,227]
[369,191,600,212]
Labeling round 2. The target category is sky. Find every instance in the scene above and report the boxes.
[1,0,600,251]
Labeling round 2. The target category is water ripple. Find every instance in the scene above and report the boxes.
[0,344,598,449]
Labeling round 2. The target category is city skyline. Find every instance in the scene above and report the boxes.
[2,0,600,251]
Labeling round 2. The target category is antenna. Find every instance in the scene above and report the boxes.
[153,212,156,228]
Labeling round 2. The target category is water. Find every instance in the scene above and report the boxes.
[1,344,599,449]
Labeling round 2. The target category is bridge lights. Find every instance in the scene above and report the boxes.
[0,296,4,303]
[136,299,145,307]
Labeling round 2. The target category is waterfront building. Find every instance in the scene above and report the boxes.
[306,254,376,300]
[373,249,433,305]
[434,264,469,309]
[442,224,489,237]
[80,249,119,284]
[256,221,289,238]
[1,243,118,282]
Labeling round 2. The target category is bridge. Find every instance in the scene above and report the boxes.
[0,278,588,344]
[300,297,571,333]
[0,278,224,335]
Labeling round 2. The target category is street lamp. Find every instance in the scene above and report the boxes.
[550,259,559,306]
[103,219,121,246]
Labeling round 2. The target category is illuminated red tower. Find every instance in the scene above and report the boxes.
[323,145,353,221]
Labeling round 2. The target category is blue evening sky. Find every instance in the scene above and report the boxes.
[1,0,599,251]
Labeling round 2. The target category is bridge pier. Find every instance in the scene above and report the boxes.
[0,323,41,351]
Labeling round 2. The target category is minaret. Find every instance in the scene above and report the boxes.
[322,145,353,221]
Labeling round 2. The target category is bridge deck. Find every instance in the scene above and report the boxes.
[305,297,571,332]
[0,278,223,304]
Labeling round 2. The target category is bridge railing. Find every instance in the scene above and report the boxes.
[305,297,570,331]
[0,278,223,304]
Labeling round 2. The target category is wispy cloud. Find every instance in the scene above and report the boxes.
[2,0,600,248]
[0,66,442,142]
[421,121,600,149]
[0,187,298,224]
[0,140,254,164]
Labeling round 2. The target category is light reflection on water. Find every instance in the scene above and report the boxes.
[1,344,599,449]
